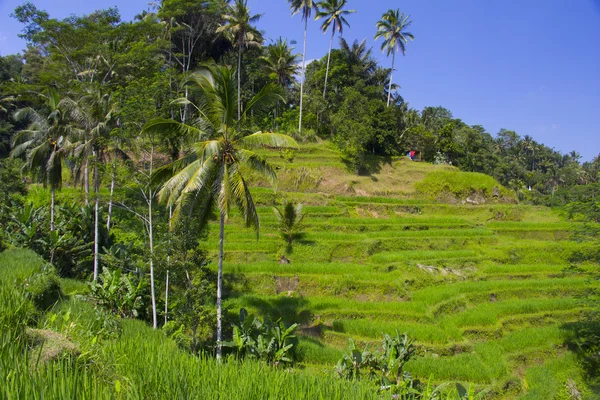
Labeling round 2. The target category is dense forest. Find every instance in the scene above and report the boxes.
[0,0,599,398]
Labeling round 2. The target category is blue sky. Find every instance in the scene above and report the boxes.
[1,0,599,161]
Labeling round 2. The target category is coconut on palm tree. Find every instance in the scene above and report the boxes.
[11,88,71,232]
[288,0,319,134]
[217,0,263,120]
[374,9,414,106]
[316,0,355,97]
[146,64,297,359]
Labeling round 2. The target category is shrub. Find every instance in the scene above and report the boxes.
[416,170,514,201]
[89,267,148,319]
[225,308,299,367]
[24,265,63,311]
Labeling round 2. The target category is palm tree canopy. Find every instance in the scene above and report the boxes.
[260,37,300,88]
[316,0,355,35]
[217,0,263,48]
[11,88,71,189]
[147,64,297,235]
[374,9,414,57]
[288,0,319,22]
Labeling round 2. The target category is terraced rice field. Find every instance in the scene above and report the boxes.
[200,145,596,398]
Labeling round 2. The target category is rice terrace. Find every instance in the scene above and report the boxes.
[0,0,599,399]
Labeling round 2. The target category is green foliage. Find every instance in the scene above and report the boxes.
[226,308,299,366]
[335,331,416,387]
[89,267,148,318]
[273,201,305,252]
[416,170,513,200]
[24,264,62,310]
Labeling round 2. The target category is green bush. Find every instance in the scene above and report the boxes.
[416,170,514,201]
[24,266,63,311]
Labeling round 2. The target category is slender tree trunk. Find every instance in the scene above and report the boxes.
[149,142,157,329]
[164,270,169,326]
[299,18,308,134]
[323,28,335,98]
[84,160,90,206]
[50,187,55,232]
[106,147,117,233]
[238,40,243,121]
[387,51,395,107]
[93,151,99,281]
[216,211,225,360]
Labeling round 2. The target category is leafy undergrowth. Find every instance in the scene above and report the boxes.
[0,248,395,399]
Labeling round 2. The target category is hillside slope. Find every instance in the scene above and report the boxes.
[205,142,596,398]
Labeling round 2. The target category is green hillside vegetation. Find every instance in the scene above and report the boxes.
[1,0,599,398]
[1,143,598,398]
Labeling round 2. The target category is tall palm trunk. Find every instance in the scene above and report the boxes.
[106,147,117,233]
[299,18,307,133]
[50,187,55,232]
[387,51,395,106]
[216,211,225,360]
[238,40,243,121]
[323,27,335,98]
[148,141,157,329]
[84,160,90,206]
[93,151,99,281]
[164,270,169,326]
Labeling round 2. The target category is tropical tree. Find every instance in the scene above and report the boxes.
[261,37,300,128]
[217,0,263,120]
[374,9,414,106]
[11,88,71,232]
[316,0,355,97]
[63,87,117,281]
[147,64,297,359]
[288,0,319,133]
[261,37,300,89]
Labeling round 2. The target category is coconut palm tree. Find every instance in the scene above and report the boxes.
[146,64,297,359]
[288,0,319,134]
[63,87,117,282]
[316,0,355,97]
[374,9,414,106]
[11,88,71,232]
[261,37,300,89]
[261,37,300,128]
[217,0,263,120]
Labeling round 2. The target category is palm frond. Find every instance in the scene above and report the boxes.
[239,132,298,149]
[236,149,277,185]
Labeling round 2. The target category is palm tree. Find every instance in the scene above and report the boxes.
[64,87,117,282]
[217,0,263,120]
[11,88,71,232]
[288,0,319,133]
[261,37,300,89]
[339,38,376,81]
[374,9,414,106]
[316,0,355,97]
[146,64,297,359]
[261,37,300,128]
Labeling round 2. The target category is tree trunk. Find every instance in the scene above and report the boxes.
[323,27,335,98]
[387,51,395,107]
[299,18,307,134]
[93,151,99,281]
[106,147,117,233]
[149,142,157,329]
[50,187,55,232]
[216,211,225,360]
[164,270,169,326]
[84,160,90,206]
[238,39,243,121]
